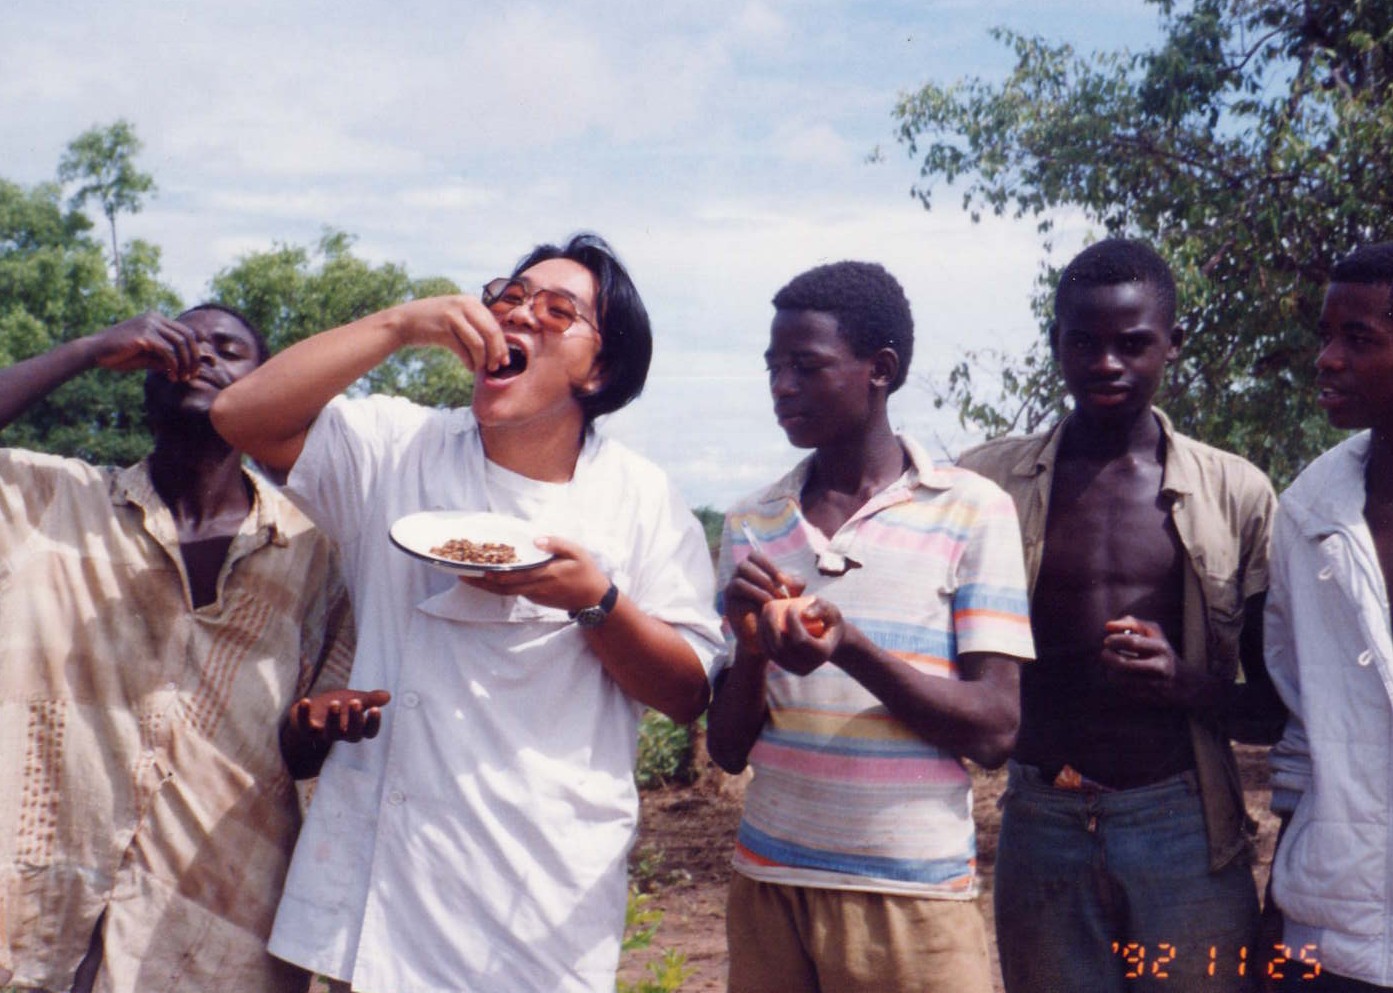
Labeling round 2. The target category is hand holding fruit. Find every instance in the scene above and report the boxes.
[724,549,805,656]
[760,594,841,676]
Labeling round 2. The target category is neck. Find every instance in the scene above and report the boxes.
[809,419,905,498]
[149,428,250,527]
[480,415,587,483]
[1061,406,1162,461]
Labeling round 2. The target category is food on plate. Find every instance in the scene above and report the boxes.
[429,537,520,565]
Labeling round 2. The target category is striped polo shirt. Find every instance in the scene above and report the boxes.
[716,436,1034,898]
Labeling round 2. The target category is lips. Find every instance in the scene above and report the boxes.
[1317,385,1352,409]
[1083,386,1129,406]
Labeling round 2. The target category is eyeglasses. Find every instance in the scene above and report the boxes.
[481,278,600,336]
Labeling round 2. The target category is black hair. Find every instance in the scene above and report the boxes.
[510,232,651,426]
[1055,239,1178,327]
[1330,242,1393,319]
[178,302,271,364]
[771,261,914,392]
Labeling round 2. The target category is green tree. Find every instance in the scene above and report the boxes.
[210,230,474,408]
[0,177,181,463]
[894,0,1393,486]
[57,119,156,287]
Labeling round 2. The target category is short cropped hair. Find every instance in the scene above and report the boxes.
[771,261,914,392]
[511,232,652,426]
[1330,242,1393,319]
[1055,239,1177,327]
[179,302,271,364]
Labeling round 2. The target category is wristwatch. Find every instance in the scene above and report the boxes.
[570,582,619,628]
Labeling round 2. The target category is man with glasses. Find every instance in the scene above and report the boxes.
[213,232,723,993]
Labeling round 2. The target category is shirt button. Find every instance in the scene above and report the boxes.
[1317,566,1334,581]
[402,692,421,708]
[1357,650,1374,667]
[387,789,405,805]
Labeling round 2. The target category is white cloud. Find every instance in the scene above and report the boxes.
[1,0,1145,509]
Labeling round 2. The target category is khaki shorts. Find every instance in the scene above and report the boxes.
[726,873,993,993]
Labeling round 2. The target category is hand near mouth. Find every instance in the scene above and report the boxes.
[392,295,511,374]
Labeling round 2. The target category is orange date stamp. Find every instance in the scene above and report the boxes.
[1110,942,1322,981]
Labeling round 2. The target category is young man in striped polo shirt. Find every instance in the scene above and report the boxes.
[707,260,1034,993]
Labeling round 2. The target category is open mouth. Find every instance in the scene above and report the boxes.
[491,344,528,380]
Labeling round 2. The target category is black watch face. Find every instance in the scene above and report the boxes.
[575,606,606,628]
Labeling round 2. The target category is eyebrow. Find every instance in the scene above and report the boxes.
[512,276,588,311]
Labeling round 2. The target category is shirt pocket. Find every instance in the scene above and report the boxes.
[1198,566,1244,680]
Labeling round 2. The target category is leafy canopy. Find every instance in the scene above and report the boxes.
[210,230,474,409]
[1,124,474,464]
[0,177,180,463]
[895,0,1393,486]
[58,119,156,286]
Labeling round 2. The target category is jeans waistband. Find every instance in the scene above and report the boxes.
[1007,760,1199,812]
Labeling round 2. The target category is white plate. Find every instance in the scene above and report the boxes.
[389,511,554,576]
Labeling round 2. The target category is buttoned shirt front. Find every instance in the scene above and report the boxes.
[717,436,1035,899]
[958,409,1277,868]
[0,449,354,993]
[1267,432,1393,986]
[268,396,723,993]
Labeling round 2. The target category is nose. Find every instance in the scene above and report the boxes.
[1315,339,1343,373]
[1089,347,1124,375]
[769,367,797,398]
[501,296,542,332]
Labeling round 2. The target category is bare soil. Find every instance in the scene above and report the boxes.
[619,744,1280,993]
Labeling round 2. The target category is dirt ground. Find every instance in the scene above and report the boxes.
[618,744,1280,993]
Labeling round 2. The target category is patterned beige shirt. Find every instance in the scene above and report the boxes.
[0,449,354,993]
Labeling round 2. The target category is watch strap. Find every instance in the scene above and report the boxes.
[570,582,619,627]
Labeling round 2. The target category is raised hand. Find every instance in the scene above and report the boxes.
[392,295,510,374]
[90,312,204,380]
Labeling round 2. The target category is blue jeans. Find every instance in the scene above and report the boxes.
[994,762,1260,993]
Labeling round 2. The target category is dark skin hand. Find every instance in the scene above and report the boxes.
[1102,615,1199,706]
[0,312,203,433]
[707,550,1019,771]
[280,689,392,779]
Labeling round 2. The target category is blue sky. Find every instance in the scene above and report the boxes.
[2,0,1164,509]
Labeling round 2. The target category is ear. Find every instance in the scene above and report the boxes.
[869,347,900,390]
[576,356,608,397]
[1166,323,1185,361]
[1047,320,1061,359]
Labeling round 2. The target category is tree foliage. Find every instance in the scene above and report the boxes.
[2,125,470,464]
[0,177,180,463]
[57,119,156,287]
[210,230,474,408]
[895,0,1393,486]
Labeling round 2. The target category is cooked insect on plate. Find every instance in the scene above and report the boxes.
[430,537,520,565]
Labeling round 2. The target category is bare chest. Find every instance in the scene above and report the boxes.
[1034,456,1185,639]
